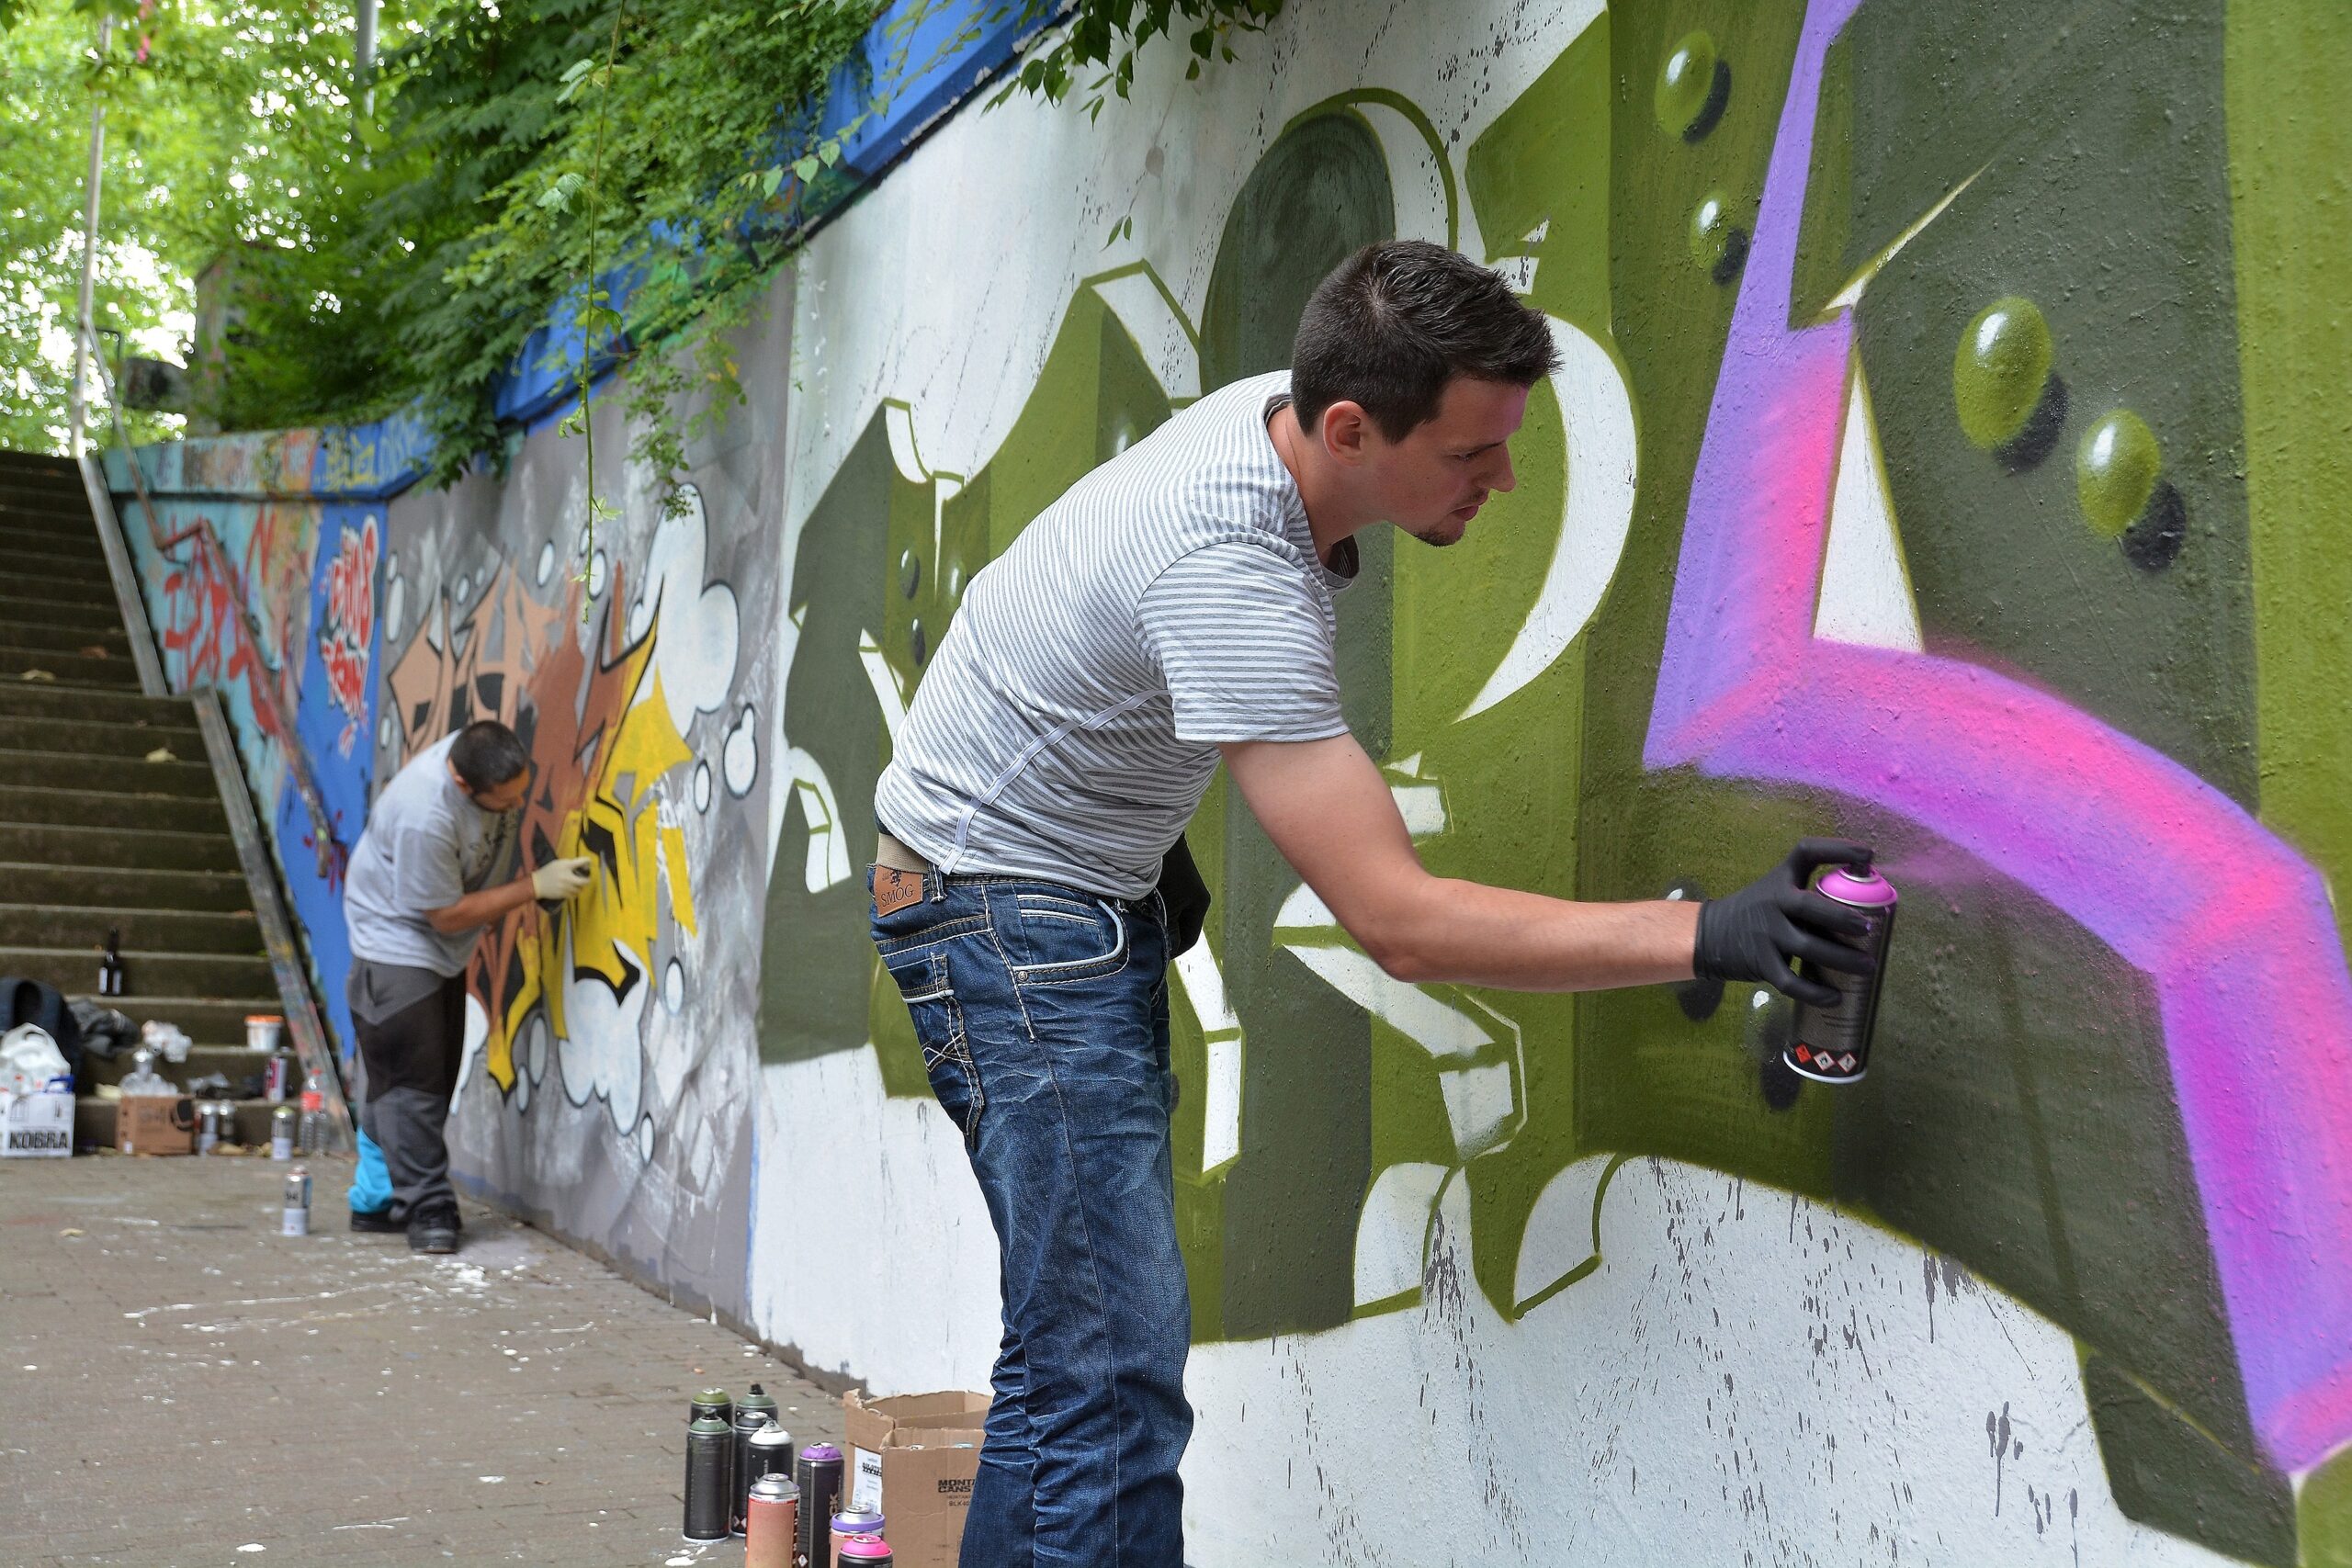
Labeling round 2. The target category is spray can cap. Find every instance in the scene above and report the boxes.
[839,1537,892,1562]
[801,1443,842,1463]
[833,1507,886,1531]
[749,1473,799,1503]
[751,1420,792,1450]
[1815,863,1896,905]
[688,1416,731,1437]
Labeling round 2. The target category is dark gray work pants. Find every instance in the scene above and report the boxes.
[349,968,466,1224]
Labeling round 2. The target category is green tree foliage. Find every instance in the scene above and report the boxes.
[0,0,424,449]
[0,0,1283,470]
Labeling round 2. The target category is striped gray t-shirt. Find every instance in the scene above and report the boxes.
[874,370,1354,899]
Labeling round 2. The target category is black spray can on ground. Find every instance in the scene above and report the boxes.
[743,1420,794,1540]
[796,1443,843,1568]
[730,1382,781,1535]
[683,1415,733,1541]
[1785,864,1899,1084]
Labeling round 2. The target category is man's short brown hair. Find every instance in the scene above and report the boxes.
[1290,240,1561,442]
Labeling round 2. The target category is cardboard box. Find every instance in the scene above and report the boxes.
[841,1389,988,1567]
[1,1089,74,1157]
[116,1094,196,1156]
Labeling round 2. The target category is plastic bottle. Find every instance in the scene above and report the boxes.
[299,1067,327,1154]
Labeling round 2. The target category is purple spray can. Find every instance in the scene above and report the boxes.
[1784,863,1898,1084]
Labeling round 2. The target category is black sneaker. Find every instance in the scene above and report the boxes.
[408,1204,460,1254]
[349,1208,402,1235]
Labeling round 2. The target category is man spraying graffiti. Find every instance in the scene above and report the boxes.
[867,240,1874,1565]
[342,719,595,1253]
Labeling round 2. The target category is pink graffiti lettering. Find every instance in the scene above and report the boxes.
[1645,0,2352,1471]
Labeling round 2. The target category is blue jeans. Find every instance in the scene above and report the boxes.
[871,870,1191,1567]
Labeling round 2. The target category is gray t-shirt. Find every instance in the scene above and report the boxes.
[343,733,520,975]
[874,371,1352,900]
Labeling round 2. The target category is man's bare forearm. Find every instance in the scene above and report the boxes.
[424,875,535,935]
[1369,875,1701,992]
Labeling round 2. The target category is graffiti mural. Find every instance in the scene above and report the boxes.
[747,0,2352,1562]
[314,513,378,757]
[108,442,381,1059]
[379,417,774,1313]
[109,0,2352,1560]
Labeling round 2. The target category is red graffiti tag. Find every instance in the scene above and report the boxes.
[316,516,379,755]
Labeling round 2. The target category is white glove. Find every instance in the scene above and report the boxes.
[531,856,595,902]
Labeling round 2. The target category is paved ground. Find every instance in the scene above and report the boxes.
[0,1152,843,1566]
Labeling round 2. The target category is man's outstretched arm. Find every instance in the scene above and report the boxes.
[1221,734,1872,999]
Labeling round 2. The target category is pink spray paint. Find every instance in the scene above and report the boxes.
[1645,0,2352,1470]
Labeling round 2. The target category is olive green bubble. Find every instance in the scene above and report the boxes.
[1689,193,1730,270]
[1655,32,1719,137]
[1952,297,2054,449]
[2076,409,2163,538]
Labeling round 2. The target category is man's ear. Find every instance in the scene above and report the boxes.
[1319,400,1374,466]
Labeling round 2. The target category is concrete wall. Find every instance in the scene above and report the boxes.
[113,0,2352,1561]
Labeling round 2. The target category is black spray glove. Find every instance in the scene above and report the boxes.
[1693,838,1879,1008]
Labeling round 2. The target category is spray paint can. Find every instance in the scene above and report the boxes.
[744,1472,800,1568]
[281,1166,311,1236]
[269,1104,296,1160]
[731,1382,781,1534]
[796,1444,843,1568]
[1785,864,1900,1084]
[748,1420,795,1495]
[196,1100,222,1154]
[690,1387,732,1427]
[683,1414,733,1541]
[831,1506,886,1568]
[264,1048,294,1103]
[838,1535,892,1566]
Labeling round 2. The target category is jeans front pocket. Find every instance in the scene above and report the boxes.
[882,946,985,1152]
[1007,894,1129,987]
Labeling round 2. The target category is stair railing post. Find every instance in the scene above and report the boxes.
[68,17,111,457]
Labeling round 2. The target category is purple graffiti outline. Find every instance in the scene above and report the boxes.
[1644,0,2352,1471]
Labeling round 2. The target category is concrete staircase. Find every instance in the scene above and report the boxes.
[0,449,291,1148]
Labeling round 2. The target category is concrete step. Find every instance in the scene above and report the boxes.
[0,452,80,480]
[77,993,287,1043]
[0,543,112,583]
[0,783,228,832]
[0,821,240,874]
[74,1095,303,1152]
[0,484,95,510]
[0,649,141,688]
[0,522,102,558]
[82,1042,282,1089]
[0,620,128,657]
[0,684,193,727]
[0,943,272,999]
[0,745,217,795]
[0,861,251,911]
[0,712,205,761]
[0,577,125,613]
[0,904,257,953]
